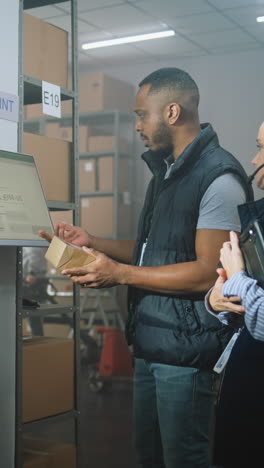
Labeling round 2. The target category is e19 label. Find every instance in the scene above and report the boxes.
[42,81,61,118]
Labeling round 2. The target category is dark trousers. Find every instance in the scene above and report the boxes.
[214,326,264,467]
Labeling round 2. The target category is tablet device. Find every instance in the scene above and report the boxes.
[239,220,264,288]
[0,149,53,246]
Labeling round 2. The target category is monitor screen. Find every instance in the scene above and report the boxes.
[0,150,54,245]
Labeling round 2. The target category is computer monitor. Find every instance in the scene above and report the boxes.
[0,149,54,246]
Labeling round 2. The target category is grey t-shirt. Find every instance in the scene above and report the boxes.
[139,172,246,265]
[197,173,246,231]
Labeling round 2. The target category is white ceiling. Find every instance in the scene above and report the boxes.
[27,0,264,70]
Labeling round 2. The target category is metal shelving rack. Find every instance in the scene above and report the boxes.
[78,110,134,240]
[23,109,135,330]
[78,110,135,329]
[16,1,81,467]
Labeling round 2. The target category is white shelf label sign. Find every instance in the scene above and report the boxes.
[0,91,18,122]
[42,81,61,118]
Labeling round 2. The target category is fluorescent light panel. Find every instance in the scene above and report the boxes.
[82,30,175,50]
[256,16,264,22]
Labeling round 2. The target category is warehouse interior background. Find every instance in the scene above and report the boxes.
[1,1,264,467]
[28,0,264,209]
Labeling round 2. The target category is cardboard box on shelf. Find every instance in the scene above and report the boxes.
[79,73,134,113]
[79,156,130,193]
[45,124,102,153]
[23,132,71,202]
[50,210,73,229]
[61,98,72,116]
[23,13,68,88]
[24,99,72,120]
[22,337,74,422]
[88,135,128,153]
[80,196,132,238]
[98,156,130,192]
[45,236,96,273]
[79,159,96,192]
[59,125,91,153]
[43,323,71,339]
[24,103,43,120]
[24,437,76,468]
[45,122,60,138]
[81,196,113,237]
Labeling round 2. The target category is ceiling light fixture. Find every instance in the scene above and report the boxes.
[256,16,264,22]
[82,30,175,50]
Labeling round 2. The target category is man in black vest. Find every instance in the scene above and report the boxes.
[40,68,252,467]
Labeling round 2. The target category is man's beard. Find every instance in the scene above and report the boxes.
[152,120,173,156]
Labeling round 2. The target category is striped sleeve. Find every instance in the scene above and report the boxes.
[204,288,244,328]
[223,270,264,341]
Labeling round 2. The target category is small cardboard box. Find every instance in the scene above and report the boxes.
[99,156,130,192]
[80,196,132,238]
[22,337,74,422]
[79,156,130,193]
[59,125,91,153]
[23,132,71,202]
[45,122,60,138]
[45,235,96,273]
[81,196,113,237]
[79,73,134,113]
[45,124,96,154]
[88,135,128,153]
[43,323,71,338]
[23,13,68,88]
[23,437,76,468]
[79,159,96,192]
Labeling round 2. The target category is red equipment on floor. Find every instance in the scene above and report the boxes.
[96,326,134,377]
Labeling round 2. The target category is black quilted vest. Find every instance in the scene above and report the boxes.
[126,123,253,370]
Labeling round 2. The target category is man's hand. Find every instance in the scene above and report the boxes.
[38,229,53,243]
[61,247,124,288]
[208,268,245,314]
[220,231,245,279]
[39,223,92,247]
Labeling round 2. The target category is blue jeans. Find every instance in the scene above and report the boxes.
[133,358,217,468]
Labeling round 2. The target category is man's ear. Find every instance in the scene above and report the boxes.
[165,102,181,125]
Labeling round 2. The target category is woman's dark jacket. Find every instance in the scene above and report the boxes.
[126,123,253,370]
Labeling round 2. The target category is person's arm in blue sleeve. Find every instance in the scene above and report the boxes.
[222,270,264,341]
[205,271,245,329]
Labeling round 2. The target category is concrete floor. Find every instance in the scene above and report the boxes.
[80,375,136,468]
[24,372,136,468]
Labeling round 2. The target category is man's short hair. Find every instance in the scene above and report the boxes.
[139,67,199,106]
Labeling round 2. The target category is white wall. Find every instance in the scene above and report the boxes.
[0,1,19,466]
[0,0,19,151]
[81,48,264,222]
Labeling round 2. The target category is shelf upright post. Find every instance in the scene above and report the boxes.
[70,1,82,467]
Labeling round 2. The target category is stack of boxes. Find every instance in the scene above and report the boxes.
[22,13,76,467]
[23,13,135,238]
[23,12,70,203]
